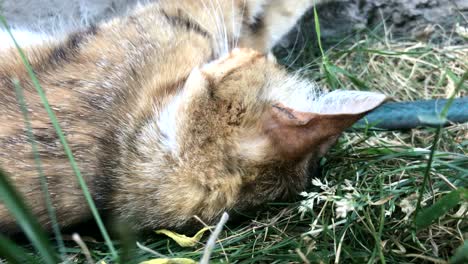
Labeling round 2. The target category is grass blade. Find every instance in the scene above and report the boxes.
[0,233,36,264]
[12,78,66,259]
[0,15,117,259]
[412,125,442,222]
[450,241,468,264]
[415,188,467,230]
[0,169,58,264]
[312,2,325,58]
[441,71,468,117]
[312,3,341,89]
[413,71,468,223]
[326,64,369,90]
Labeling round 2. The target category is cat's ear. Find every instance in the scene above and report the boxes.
[182,48,262,98]
[263,91,387,159]
[201,48,262,82]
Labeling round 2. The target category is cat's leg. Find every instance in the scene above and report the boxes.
[240,0,327,53]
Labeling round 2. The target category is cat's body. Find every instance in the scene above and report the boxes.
[0,0,386,233]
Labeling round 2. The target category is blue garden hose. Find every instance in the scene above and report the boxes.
[354,97,468,130]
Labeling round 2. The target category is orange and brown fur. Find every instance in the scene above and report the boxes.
[0,0,386,233]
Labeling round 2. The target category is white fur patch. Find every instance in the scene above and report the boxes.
[267,74,322,112]
[267,75,386,115]
[156,92,183,154]
[0,29,52,50]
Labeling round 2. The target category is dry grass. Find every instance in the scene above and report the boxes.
[124,23,468,264]
[1,13,466,264]
[326,40,467,100]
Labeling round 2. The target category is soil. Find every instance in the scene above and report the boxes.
[277,0,468,53]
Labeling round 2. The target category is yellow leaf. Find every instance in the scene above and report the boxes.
[370,195,394,206]
[139,258,197,264]
[155,227,211,247]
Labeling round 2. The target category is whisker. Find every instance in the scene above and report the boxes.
[205,0,222,56]
[231,0,236,50]
[213,0,229,55]
[200,0,223,57]
[234,0,247,49]
[284,28,303,66]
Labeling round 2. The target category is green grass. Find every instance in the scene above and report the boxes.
[1,7,467,264]
[12,78,66,260]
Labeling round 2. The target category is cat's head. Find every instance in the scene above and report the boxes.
[149,48,386,208]
[133,49,386,223]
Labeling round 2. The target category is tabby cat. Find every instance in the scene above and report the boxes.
[0,0,386,233]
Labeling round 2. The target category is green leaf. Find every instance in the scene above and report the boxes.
[327,64,369,90]
[323,62,341,89]
[450,241,468,264]
[0,169,59,264]
[312,3,325,57]
[0,233,36,264]
[443,70,468,117]
[415,188,467,230]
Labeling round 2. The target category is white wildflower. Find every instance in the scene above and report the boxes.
[345,192,354,200]
[341,179,355,191]
[385,202,396,217]
[335,199,355,218]
[299,192,320,217]
[311,178,326,188]
[423,188,438,201]
[311,178,337,195]
[399,198,415,217]
[299,178,338,218]
[399,193,425,220]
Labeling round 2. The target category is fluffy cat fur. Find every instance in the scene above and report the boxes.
[0,0,386,233]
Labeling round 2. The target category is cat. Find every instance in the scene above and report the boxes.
[0,0,387,233]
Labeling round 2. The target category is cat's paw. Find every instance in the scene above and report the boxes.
[240,0,324,52]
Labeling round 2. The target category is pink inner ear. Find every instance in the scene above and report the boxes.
[264,94,387,160]
[264,103,330,160]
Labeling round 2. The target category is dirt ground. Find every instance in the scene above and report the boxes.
[277,0,468,52]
